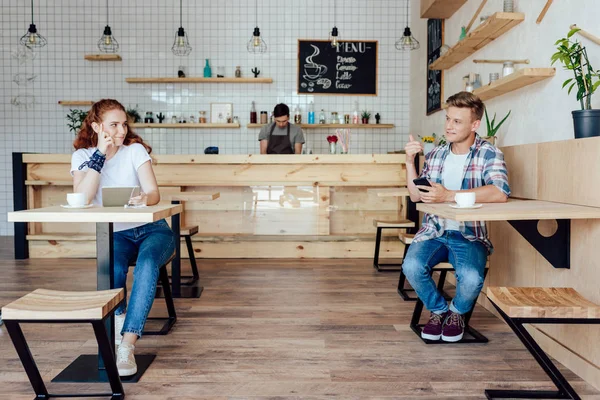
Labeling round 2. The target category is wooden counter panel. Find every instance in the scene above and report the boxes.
[330,210,403,235]
[330,187,401,211]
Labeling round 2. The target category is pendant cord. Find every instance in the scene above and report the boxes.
[255,0,258,27]
[106,0,109,26]
[180,0,183,27]
[31,0,34,24]
[405,0,409,27]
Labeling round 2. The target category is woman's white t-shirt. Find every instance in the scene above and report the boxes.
[70,143,152,232]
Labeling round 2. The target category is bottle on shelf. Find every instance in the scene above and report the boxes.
[352,101,359,124]
[308,101,315,124]
[319,109,326,124]
[294,105,302,124]
[260,111,268,124]
[250,101,257,124]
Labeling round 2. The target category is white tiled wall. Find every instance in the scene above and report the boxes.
[0,0,411,235]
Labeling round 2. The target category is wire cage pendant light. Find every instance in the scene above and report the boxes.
[247,0,267,53]
[330,0,339,47]
[396,0,420,51]
[98,0,119,53]
[172,0,192,56]
[20,0,47,49]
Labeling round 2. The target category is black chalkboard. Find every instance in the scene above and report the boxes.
[426,19,444,115]
[298,40,378,96]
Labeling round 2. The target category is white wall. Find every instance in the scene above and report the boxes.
[410,0,600,145]
[0,0,412,235]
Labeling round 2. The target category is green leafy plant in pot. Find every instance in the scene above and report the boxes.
[66,109,88,134]
[484,109,511,145]
[551,28,600,139]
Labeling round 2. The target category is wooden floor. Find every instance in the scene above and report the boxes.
[1,237,599,399]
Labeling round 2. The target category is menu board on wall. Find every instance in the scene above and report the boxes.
[297,40,378,96]
[426,19,444,115]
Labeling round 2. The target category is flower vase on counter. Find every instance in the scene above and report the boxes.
[327,135,338,154]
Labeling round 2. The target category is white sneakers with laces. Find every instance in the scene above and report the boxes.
[114,313,125,344]
[116,342,137,376]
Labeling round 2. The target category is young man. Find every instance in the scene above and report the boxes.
[259,103,305,154]
[403,91,510,342]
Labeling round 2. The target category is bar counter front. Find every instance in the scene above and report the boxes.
[14,153,412,259]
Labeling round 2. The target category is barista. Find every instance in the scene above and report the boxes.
[259,104,305,154]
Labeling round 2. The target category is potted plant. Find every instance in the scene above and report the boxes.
[126,104,142,123]
[419,134,436,154]
[484,109,511,145]
[361,110,371,124]
[66,109,88,134]
[326,135,338,154]
[551,28,600,139]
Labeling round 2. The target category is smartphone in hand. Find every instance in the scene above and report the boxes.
[413,177,432,192]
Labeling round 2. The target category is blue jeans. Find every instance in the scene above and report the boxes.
[113,219,176,338]
[402,231,488,315]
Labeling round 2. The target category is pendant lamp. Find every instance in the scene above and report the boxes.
[396,0,420,51]
[247,0,267,53]
[20,0,47,49]
[172,0,192,56]
[97,0,119,53]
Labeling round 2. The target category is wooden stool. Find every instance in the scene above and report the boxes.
[2,288,125,399]
[396,233,452,302]
[410,262,490,344]
[485,287,600,400]
[139,252,177,335]
[372,219,415,272]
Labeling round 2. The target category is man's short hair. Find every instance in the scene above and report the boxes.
[446,92,485,121]
[273,103,290,118]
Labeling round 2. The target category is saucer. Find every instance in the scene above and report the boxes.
[61,204,93,209]
[449,203,482,209]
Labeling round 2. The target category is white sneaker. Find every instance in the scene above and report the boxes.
[114,314,125,344]
[116,342,137,376]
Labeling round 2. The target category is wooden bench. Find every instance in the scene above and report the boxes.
[372,219,415,272]
[2,288,125,399]
[485,287,600,400]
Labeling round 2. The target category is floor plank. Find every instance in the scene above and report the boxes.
[0,237,599,399]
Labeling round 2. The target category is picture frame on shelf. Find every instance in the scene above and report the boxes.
[210,102,233,124]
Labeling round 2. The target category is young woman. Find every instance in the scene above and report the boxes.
[70,99,175,376]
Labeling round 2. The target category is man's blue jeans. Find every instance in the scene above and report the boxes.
[402,231,488,315]
[113,219,176,338]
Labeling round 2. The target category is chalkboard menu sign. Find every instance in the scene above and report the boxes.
[426,19,444,115]
[298,40,378,96]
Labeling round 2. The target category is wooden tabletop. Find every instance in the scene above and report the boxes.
[169,192,220,201]
[367,188,410,197]
[7,204,183,223]
[416,199,600,222]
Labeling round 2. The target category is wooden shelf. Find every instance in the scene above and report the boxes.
[421,0,467,19]
[58,101,94,106]
[472,68,556,101]
[247,123,395,129]
[131,123,240,129]
[125,77,273,84]
[429,12,525,70]
[84,54,122,61]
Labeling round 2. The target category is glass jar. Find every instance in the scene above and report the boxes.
[502,61,515,77]
[260,111,268,124]
[330,112,338,124]
[189,115,196,124]
[144,111,154,123]
[171,115,177,124]
[235,66,241,78]
[489,72,500,85]
[199,111,207,123]
[503,0,514,12]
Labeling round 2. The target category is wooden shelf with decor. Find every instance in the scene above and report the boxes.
[58,101,94,106]
[473,68,556,101]
[125,77,273,84]
[84,54,122,61]
[132,123,240,129]
[429,12,525,70]
[421,0,467,19]
[247,123,395,129]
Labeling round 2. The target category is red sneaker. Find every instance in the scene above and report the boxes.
[421,311,447,341]
[441,311,465,342]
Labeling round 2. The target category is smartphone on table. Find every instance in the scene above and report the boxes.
[413,177,432,192]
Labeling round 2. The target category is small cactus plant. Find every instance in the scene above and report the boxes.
[251,67,260,78]
[156,112,165,123]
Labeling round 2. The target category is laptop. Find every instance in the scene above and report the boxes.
[102,186,140,207]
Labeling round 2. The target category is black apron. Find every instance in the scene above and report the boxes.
[266,123,294,154]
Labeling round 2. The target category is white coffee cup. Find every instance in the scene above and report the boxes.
[66,193,86,207]
[454,192,476,207]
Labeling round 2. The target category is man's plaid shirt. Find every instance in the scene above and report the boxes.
[413,134,511,253]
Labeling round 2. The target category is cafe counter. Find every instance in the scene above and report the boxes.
[14,153,412,259]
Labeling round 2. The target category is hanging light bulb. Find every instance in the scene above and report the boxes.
[330,27,339,48]
[396,0,420,51]
[247,0,267,53]
[172,0,192,56]
[19,0,46,49]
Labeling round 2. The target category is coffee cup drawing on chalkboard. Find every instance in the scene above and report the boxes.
[303,45,328,82]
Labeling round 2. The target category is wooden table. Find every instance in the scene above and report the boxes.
[168,192,220,298]
[416,199,600,269]
[7,204,183,383]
